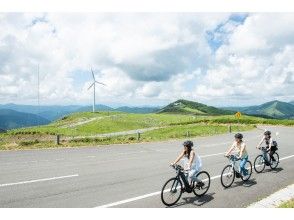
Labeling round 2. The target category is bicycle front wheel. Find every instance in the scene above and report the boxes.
[241,160,252,181]
[192,171,210,197]
[270,153,279,169]
[221,165,235,188]
[254,155,265,173]
[161,177,182,207]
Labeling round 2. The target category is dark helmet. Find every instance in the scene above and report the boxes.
[234,133,243,139]
[183,140,193,147]
[264,130,271,136]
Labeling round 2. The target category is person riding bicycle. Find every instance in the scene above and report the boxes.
[225,133,249,177]
[171,140,202,187]
[256,130,278,165]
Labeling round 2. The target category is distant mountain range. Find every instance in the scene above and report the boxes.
[0,104,160,121]
[158,99,234,115]
[0,100,293,130]
[0,109,49,130]
[0,104,160,130]
[222,100,294,119]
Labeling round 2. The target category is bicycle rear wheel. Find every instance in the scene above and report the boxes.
[270,153,279,169]
[241,160,252,181]
[254,155,265,173]
[192,171,210,197]
[161,177,182,207]
[221,165,235,188]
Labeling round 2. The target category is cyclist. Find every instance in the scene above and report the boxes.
[256,130,277,164]
[225,133,249,177]
[171,140,202,187]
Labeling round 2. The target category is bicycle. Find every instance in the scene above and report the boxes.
[160,164,211,207]
[254,147,279,173]
[220,155,252,188]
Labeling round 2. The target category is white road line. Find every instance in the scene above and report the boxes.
[201,152,225,158]
[95,154,294,208]
[87,156,96,158]
[0,174,79,188]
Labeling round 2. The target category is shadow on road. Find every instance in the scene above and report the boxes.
[168,192,215,208]
[224,178,257,190]
[263,167,283,173]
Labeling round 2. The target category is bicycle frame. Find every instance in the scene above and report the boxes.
[228,155,241,172]
[260,147,270,162]
[173,166,193,193]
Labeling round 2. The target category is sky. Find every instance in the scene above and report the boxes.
[0,13,293,107]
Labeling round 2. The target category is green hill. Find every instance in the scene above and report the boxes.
[157,99,234,115]
[0,109,50,130]
[225,100,294,119]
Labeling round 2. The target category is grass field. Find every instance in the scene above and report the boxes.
[278,198,294,208]
[0,111,293,150]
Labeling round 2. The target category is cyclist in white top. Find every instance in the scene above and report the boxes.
[225,133,249,176]
[171,140,202,186]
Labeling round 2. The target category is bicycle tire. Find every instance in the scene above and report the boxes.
[161,177,182,206]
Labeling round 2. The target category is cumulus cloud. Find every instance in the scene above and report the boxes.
[0,13,293,106]
[194,13,294,106]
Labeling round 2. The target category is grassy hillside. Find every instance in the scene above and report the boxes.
[0,110,293,150]
[158,99,234,115]
[224,100,294,119]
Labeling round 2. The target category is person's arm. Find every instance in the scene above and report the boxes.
[256,137,264,149]
[268,138,273,151]
[225,143,235,156]
[239,143,246,158]
[188,151,195,170]
[171,150,185,165]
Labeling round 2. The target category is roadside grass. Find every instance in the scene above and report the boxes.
[0,123,254,150]
[278,199,294,208]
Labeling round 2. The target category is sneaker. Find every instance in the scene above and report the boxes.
[235,172,241,178]
[195,181,205,188]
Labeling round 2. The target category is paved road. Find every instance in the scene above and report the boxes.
[0,126,293,208]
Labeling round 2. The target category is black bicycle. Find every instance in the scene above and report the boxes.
[254,147,279,173]
[161,164,211,207]
[220,155,252,188]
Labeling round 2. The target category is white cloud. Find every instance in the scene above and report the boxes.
[0,13,293,107]
[195,13,294,106]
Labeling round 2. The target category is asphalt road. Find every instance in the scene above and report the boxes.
[0,126,293,208]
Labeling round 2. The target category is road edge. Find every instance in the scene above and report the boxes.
[247,183,294,208]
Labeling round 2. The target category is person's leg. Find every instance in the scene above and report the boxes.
[269,150,276,161]
[240,156,248,176]
[188,169,198,184]
[262,149,269,162]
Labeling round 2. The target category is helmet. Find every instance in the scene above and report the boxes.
[264,130,271,136]
[183,140,193,147]
[234,133,243,139]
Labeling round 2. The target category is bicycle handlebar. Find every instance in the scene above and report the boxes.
[225,154,241,161]
[258,147,269,151]
[170,164,184,171]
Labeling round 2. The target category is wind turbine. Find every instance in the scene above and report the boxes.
[88,68,106,113]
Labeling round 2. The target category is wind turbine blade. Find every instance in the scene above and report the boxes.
[91,68,96,81]
[88,83,94,90]
[95,81,106,86]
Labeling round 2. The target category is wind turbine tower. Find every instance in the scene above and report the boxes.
[88,68,106,113]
